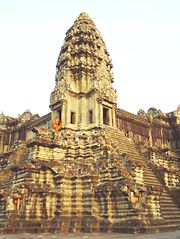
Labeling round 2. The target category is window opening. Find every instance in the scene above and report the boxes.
[89,110,93,124]
[57,108,62,121]
[125,131,129,138]
[71,112,76,124]
[103,107,109,125]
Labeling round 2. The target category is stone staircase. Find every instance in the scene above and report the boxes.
[105,126,180,230]
[160,192,180,226]
[0,198,7,232]
[104,126,162,187]
[97,163,140,220]
[0,173,13,190]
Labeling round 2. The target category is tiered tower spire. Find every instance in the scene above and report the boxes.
[50,12,117,130]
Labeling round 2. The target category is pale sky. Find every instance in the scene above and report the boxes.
[0,0,180,118]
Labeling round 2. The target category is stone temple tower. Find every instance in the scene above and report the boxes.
[0,12,180,234]
[50,12,117,130]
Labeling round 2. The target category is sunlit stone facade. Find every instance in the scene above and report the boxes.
[0,13,180,233]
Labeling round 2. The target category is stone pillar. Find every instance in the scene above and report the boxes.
[94,97,99,127]
[61,100,67,127]
[0,135,2,153]
[65,99,69,126]
[79,97,87,128]
[108,108,112,127]
[107,191,113,231]
[149,127,153,147]
[112,105,116,128]
[99,102,103,127]
[96,98,103,127]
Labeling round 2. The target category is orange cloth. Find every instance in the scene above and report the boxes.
[53,118,62,132]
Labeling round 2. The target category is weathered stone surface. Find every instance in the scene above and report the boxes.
[0,12,180,234]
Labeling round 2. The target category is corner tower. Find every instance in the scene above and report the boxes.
[50,12,117,130]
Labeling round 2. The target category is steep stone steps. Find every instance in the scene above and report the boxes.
[0,208,7,232]
[96,159,141,223]
[104,126,180,228]
[0,174,13,190]
[160,192,180,225]
[104,126,162,187]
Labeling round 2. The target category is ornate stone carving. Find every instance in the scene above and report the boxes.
[50,70,71,105]
[92,63,117,102]
[147,107,165,118]
[50,12,116,105]
[137,109,147,118]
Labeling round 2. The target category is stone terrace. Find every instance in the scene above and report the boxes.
[0,231,180,239]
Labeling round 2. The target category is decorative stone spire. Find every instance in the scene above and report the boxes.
[56,12,113,78]
[50,13,117,129]
[50,12,116,106]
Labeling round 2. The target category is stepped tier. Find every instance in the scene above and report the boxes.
[0,126,180,233]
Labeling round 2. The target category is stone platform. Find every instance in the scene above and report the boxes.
[0,231,180,239]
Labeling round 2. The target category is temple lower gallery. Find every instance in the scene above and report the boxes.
[0,13,180,233]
